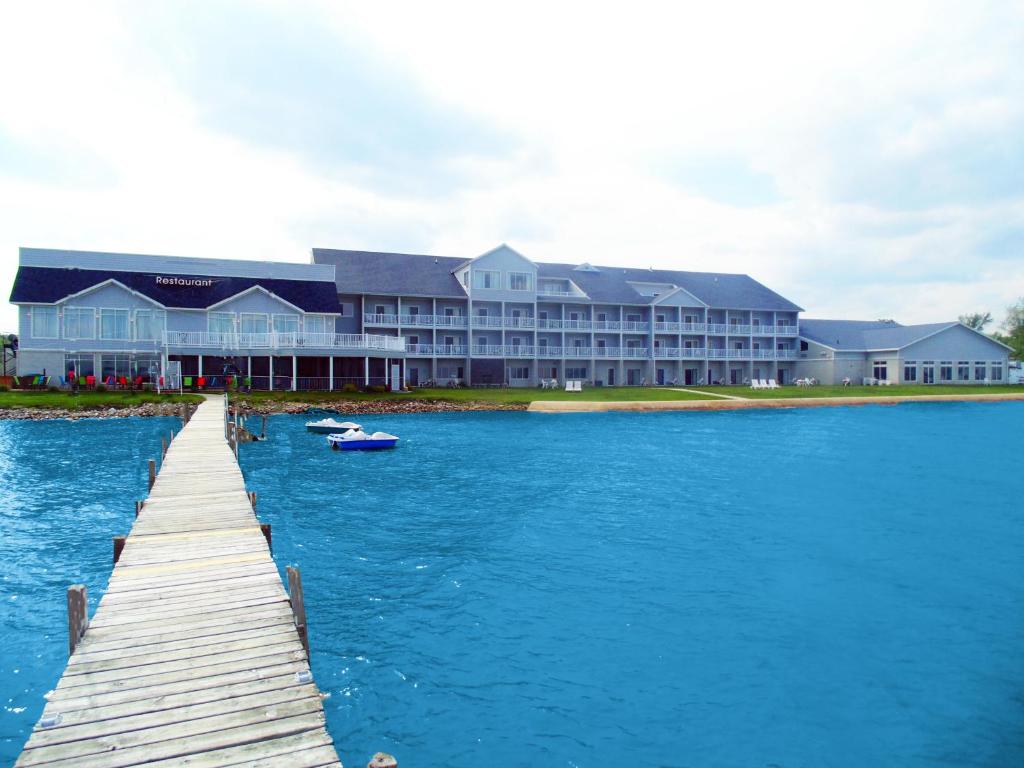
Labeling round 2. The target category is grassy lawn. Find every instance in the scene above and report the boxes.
[231,386,717,406]
[0,390,204,410]
[692,384,1024,399]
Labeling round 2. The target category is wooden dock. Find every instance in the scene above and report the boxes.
[16,396,342,767]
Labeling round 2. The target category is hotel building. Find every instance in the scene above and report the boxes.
[8,245,1012,388]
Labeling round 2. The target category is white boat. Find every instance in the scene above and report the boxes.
[306,418,362,434]
[326,429,399,451]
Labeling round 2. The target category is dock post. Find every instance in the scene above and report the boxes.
[148,459,156,490]
[135,500,143,518]
[260,523,272,552]
[161,437,167,459]
[261,414,267,438]
[113,536,126,563]
[66,585,88,656]
[286,566,310,657]
[249,491,257,510]
[170,428,174,444]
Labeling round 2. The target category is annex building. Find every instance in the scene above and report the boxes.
[7,245,1013,388]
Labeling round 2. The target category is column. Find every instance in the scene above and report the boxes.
[384,357,389,387]
[269,357,273,391]
[364,356,369,386]
[198,355,203,378]
[291,354,297,391]
[328,356,334,391]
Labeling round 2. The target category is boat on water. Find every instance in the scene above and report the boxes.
[306,418,362,434]
[327,429,400,451]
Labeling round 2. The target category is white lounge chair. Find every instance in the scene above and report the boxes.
[768,379,779,389]
[750,380,760,390]
[564,380,574,392]
[573,380,583,392]
[758,379,769,389]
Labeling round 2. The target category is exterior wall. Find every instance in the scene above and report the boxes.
[898,324,1009,363]
[17,349,65,376]
[211,290,301,316]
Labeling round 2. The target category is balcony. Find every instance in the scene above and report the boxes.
[706,323,728,334]
[435,315,469,327]
[775,324,799,336]
[473,316,505,328]
[621,321,649,332]
[399,314,436,327]
[654,322,682,332]
[503,317,535,329]
[364,313,469,328]
[472,345,537,357]
[164,331,406,353]
[364,313,399,325]
[727,324,752,335]
[681,323,706,333]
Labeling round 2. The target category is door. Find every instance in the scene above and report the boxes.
[657,368,665,385]
[409,367,419,386]
[391,364,401,391]
[776,368,787,385]
[608,367,615,385]
[684,368,695,386]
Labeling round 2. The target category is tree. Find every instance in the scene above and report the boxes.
[958,311,993,331]
[996,299,1024,360]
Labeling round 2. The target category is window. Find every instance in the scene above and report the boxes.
[473,270,500,289]
[135,309,166,340]
[538,311,548,320]
[508,272,533,291]
[65,353,94,378]
[597,339,606,348]
[734,341,743,350]
[511,336,522,347]
[239,313,268,334]
[100,353,132,380]
[476,307,488,317]
[31,306,59,338]
[922,362,935,384]
[538,338,548,348]
[63,307,95,339]
[408,306,419,316]
[339,303,353,317]
[752,342,760,351]
[208,311,235,335]
[510,366,530,379]
[940,362,953,382]
[957,361,970,381]
[975,362,987,381]
[375,305,386,316]
[444,307,455,316]
[461,271,469,287]
[573,338,584,348]
[626,313,640,322]
[476,336,488,347]
[444,336,454,346]
[903,362,918,382]
[99,309,130,340]
[872,361,887,380]
[656,314,666,323]
[597,312,607,322]
[991,363,1003,381]
[408,335,419,346]
[566,367,587,379]
[303,314,330,334]
[800,340,809,351]
[273,315,299,334]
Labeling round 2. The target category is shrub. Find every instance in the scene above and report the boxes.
[341,382,359,393]
[95,383,107,393]
[142,382,155,392]
[363,384,387,394]
[48,385,60,392]
[0,385,8,392]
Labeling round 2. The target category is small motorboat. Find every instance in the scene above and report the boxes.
[327,429,399,451]
[306,418,361,434]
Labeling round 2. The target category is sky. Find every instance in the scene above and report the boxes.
[1,0,1023,331]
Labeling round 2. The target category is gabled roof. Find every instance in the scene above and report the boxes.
[799,319,965,351]
[9,266,340,313]
[312,247,804,311]
[313,249,467,298]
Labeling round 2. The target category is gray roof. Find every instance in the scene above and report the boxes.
[312,248,803,310]
[313,249,467,297]
[799,319,959,350]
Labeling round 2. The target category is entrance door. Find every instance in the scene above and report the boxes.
[657,368,665,385]
[409,367,419,386]
[776,368,787,385]
[684,368,695,386]
[608,367,615,385]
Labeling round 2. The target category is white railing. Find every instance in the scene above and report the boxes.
[473,316,505,328]
[364,313,399,325]
[774,324,799,335]
[654,322,683,332]
[751,325,772,336]
[406,344,434,354]
[706,323,729,334]
[400,314,436,326]
[435,315,468,327]
[776,349,798,359]
[593,320,621,330]
[621,321,649,332]
[164,331,406,353]
[503,317,535,328]
[432,344,468,356]
[538,288,577,297]
[679,347,707,358]
[728,324,752,335]
[680,323,706,333]
[472,345,537,357]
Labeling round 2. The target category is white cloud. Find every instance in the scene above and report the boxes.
[1,0,1023,331]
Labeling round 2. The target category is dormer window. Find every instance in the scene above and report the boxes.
[473,270,500,289]
[508,272,533,291]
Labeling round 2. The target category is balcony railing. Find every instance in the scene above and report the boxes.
[364,313,469,328]
[363,313,399,325]
[399,314,436,326]
[654,322,682,332]
[727,324,752,335]
[436,315,468,327]
[164,331,406,353]
[775,325,799,336]
[472,345,537,357]
[473,316,505,328]
[707,323,729,334]
[503,317,535,328]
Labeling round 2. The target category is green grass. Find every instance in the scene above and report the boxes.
[691,384,1024,399]
[0,390,204,410]
[231,386,717,406]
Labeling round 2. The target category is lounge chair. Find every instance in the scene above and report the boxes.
[768,379,779,389]
[565,380,573,392]
[573,380,583,392]
[750,380,761,390]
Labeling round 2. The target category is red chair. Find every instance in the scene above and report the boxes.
[86,375,95,387]
[134,376,144,388]
[197,376,206,389]
[118,376,128,388]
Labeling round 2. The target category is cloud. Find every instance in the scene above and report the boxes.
[1,0,1023,333]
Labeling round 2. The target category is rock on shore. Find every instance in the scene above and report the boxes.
[0,399,527,420]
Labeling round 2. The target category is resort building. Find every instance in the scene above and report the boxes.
[796,319,1012,385]
[8,248,405,389]
[313,245,804,387]
[7,245,1012,388]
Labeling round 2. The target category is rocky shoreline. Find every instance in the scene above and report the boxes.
[0,399,528,421]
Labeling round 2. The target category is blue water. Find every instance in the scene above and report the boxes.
[1,405,1023,766]
[0,416,179,764]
